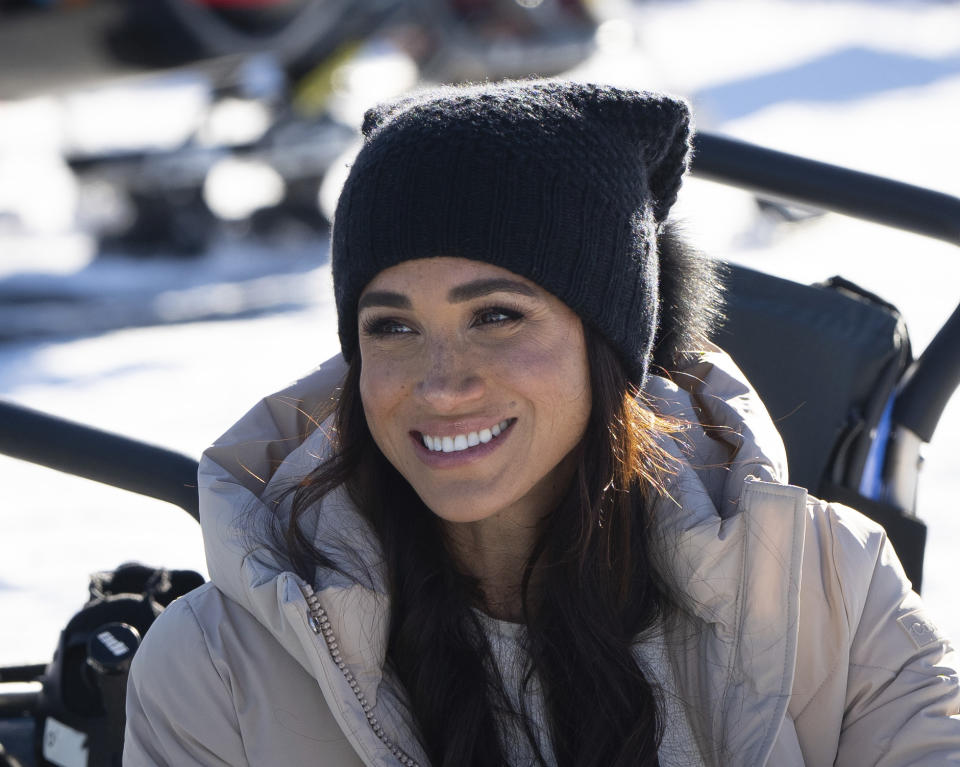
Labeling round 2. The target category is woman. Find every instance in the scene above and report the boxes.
[124,80,960,766]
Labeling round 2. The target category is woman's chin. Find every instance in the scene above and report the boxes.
[420,496,506,525]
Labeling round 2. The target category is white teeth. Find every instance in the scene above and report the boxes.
[422,420,511,452]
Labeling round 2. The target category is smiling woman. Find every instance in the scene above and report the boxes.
[122,80,960,767]
[358,258,591,532]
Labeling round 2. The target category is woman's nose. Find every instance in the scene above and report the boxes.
[415,341,485,411]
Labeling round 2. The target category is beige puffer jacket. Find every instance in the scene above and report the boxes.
[124,349,960,766]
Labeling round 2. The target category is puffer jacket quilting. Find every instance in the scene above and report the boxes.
[124,349,960,766]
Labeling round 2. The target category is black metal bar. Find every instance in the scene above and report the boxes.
[0,665,45,684]
[0,401,199,520]
[692,131,960,442]
[893,302,960,442]
[0,682,40,716]
[691,132,960,246]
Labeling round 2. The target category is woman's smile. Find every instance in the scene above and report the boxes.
[411,417,517,468]
[415,417,514,453]
[357,257,591,526]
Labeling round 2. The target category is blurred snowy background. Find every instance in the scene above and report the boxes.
[1,0,958,665]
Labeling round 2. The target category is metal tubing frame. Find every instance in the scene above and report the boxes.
[0,401,199,519]
[691,132,960,444]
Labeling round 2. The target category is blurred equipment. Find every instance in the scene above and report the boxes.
[66,56,358,256]
[0,563,204,767]
[105,0,598,82]
[0,0,599,256]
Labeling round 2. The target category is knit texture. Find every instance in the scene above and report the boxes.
[332,80,692,387]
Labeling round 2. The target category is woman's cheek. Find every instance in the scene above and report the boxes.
[503,326,587,387]
[359,354,401,422]
[361,353,421,442]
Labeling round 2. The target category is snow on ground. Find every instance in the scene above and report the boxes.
[2,0,959,664]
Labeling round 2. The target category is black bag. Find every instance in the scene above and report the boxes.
[716,264,926,589]
[34,563,204,767]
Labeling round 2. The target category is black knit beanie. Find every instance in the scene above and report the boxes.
[332,79,692,388]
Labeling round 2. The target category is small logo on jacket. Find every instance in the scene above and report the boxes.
[897,611,942,650]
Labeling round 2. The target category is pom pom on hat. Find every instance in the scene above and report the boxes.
[333,79,692,389]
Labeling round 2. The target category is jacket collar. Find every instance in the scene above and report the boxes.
[198,348,805,766]
[645,349,804,764]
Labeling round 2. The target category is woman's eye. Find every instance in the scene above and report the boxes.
[474,307,523,326]
[361,318,414,337]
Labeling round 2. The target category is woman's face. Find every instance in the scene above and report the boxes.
[358,257,591,526]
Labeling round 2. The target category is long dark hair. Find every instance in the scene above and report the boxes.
[274,320,685,767]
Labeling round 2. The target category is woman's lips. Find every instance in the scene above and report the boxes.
[419,418,513,453]
[410,419,516,467]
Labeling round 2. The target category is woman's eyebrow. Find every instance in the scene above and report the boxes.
[448,278,536,303]
[357,291,411,311]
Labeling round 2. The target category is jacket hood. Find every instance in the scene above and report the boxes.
[197,346,802,765]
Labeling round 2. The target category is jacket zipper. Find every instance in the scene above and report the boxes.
[302,583,421,767]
